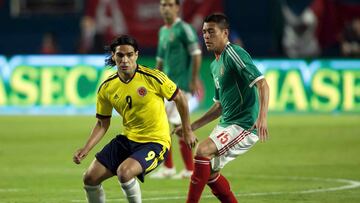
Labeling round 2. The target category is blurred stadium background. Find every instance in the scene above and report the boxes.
[0,0,360,202]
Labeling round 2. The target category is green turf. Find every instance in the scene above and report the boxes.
[0,114,360,203]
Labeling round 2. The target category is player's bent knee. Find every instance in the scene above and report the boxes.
[117,165,135,182]
[83,171,101,186]
[195,143,213,158]
[195,138,217,158]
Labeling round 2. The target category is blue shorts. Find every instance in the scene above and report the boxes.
[95,135,168,182]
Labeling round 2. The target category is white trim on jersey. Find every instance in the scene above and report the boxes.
[173,18,181,26]
[191,49,202,55]
[182,21,196,41]
[225,43,246,69]
[156,56,163,62]
[188,43,202,55]
[249,75,265,88]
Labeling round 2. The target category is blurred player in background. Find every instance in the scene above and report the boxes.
[150,0,202,179]
[73,35,197,203]
[175,13,270,202]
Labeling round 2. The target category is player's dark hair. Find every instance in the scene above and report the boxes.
[203,13,230,30]
[105,35,139,67]
[160,0,180,5]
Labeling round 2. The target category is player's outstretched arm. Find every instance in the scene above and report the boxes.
[191,101,222,131]
[173,101,222,136]
[73,117,111,164]
[173,89,197,149]
[250,78,269,142]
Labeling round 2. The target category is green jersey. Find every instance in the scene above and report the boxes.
[156,18,201,92]
[211,42,264,130]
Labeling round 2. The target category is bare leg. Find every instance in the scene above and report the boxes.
[83,159,114,203]
[117,157,143,203]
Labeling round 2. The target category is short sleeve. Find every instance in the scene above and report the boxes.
[156,28,165,62]
[153,69,178,101]
[162,76,178,101]
[226,46,263,87]
[181,23,201,56]
[96,85,112,118]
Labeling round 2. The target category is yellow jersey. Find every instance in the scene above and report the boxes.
[96,65,178,149]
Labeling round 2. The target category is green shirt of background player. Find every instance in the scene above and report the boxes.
[151,0,202,179]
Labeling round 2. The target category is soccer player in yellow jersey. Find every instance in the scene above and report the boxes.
[73,35,197,203]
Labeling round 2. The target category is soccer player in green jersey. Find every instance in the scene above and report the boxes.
[175,13,270,202]
[73,35,197,203]
[151,0,203,179]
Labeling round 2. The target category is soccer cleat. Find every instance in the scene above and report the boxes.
[171,169,193,179]
[149,166,176,179]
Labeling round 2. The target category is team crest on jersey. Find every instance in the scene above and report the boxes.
[137,86,147,97]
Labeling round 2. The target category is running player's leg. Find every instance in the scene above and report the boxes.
[93,135,139,203]
[117,158,143,203]
[118,142,168,202]
[187,138,217,203]
[83,159,114,203]
[207,173,237,203]
[206,124,259,203]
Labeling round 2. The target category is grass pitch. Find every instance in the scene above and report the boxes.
[0,114,360,203]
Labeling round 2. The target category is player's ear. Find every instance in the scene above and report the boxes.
[224,29,229,37]
[134,51,139,60]
[111,51,115,61]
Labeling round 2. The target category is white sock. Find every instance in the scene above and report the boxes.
[83,184,105,203]
[120,178,142,203]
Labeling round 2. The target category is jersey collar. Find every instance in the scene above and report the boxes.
[215,42,231,60]
[117,65,138,84]
[166,18,181,27]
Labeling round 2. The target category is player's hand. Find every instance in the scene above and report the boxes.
[172,126,198,149]
[73,148,88,164]
[171,125,182,136]
[249,117,269,142]
[183,130,198,149]
[190,77,202,97]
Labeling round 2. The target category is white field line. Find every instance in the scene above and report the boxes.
[70,176,360,202]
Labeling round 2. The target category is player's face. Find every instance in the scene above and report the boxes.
[159,0,179,23]
[202,22,228,53]
[112,45,138,76]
